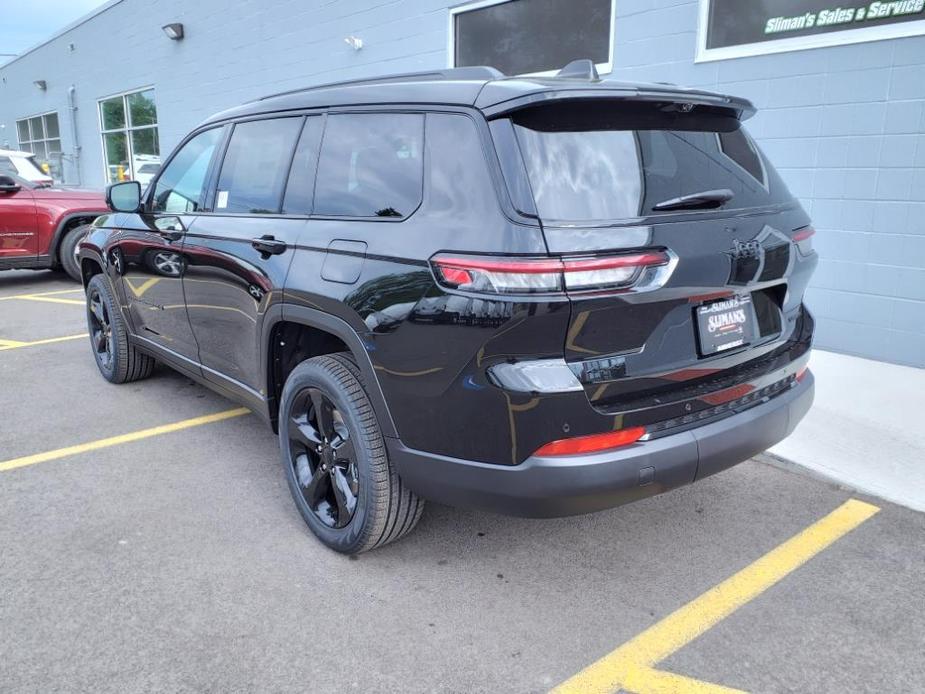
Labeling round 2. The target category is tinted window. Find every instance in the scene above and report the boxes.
[454,0,611,75]
[718,129,765,185]
[216,118,302,214]
[509,102,790,222]
[0,157,15,175]
[314,113,423,219]
[282,116,324,215]
[152,128,222,213]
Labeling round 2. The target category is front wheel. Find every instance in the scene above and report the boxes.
[279,354,423,554]
[85,274,155,383]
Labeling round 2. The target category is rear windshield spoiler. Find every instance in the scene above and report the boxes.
[478,86,756,122]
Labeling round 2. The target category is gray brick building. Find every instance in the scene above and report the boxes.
[1,0,923,366]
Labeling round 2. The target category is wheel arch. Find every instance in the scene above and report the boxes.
[264,303,397,438]
[51,212,106,264]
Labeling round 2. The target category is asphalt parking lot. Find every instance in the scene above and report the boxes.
[1,269,923,694]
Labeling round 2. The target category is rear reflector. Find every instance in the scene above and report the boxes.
[796,366,809,382]
[432,252,670,295]
[533,426,646,457]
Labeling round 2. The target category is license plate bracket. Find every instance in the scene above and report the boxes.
[695,294,756,357]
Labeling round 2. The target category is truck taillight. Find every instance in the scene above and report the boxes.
[431,251,671,295]
[792,226,815,256]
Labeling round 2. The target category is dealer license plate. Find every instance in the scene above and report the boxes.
[696,295,756,356]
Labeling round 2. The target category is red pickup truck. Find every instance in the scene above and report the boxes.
[0,173,108,281]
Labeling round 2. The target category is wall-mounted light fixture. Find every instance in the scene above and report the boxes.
[344,36,363,50]
[33,80,47,90]
[162,23,184,40]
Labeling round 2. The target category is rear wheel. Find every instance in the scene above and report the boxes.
[58,224,91,282]
[279,354,423,554]
[85,274,155,383]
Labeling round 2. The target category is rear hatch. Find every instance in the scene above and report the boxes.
[495,98,816,421]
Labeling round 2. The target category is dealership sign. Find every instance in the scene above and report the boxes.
[697,0,925,61]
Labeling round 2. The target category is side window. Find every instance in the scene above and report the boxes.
[0,157,16,175]
[215,117,303,214]
[718,128,765,186]
[151,128,222,213]
[282,116,324,215]
[314,113,424,218]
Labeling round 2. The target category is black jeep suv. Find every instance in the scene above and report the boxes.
[79,62,816,554]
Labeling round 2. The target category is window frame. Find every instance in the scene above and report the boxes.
[447,0,616,76]
[97,86,160,184]
[149,105,524,226]
[15,110,62,176]
[695,0,925,63]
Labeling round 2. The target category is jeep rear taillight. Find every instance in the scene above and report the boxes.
[431,251,671,295]
[792,226,815,256]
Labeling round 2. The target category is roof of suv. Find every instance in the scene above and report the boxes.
[202,61,756,126]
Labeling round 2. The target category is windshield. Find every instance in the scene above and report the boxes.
[12,154,51,180]
[508,101,791,223]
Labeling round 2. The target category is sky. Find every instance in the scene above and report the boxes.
[0,0,109,58]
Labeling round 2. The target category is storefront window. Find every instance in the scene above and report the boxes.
[16,112,63,181]
[450,0,613,75]
[99,88,161,185]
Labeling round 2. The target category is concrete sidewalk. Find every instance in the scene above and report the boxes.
[770,349,925,513]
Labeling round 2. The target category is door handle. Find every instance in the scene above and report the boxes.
[251,235,287,256]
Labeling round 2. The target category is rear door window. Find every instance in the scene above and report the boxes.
[314,113,424,219]
[215,117,303,214]
[507,102,791,223]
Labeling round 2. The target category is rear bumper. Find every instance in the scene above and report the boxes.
[389,372,814,517]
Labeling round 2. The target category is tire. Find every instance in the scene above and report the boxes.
[85,274,155,384]
[279,354,424,554]
[59,224,90,282]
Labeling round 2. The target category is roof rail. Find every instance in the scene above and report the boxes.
[259,66,505,101]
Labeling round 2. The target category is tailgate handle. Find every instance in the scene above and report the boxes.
[251,235,287,256]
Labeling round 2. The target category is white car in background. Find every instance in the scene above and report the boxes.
[132,155,161,188]
[0,149,54,185]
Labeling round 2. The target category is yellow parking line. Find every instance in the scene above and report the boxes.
[0,334,88,351]
[0,407,251,472]
[551,499,880,694]
[15,295,85,306]
[0,288,84,301]
[618,664,745,693]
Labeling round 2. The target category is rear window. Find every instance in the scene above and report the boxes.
[314,113,423,219]
[507,101,790,223]
[216,117,303,214]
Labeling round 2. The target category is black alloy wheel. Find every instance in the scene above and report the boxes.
[84,274,155,384]
[87,285,113,371]
[278,354,424,554]
[288,387,359,529]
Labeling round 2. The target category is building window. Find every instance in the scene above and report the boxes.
[98,88,161,184]
[697,0,925,62]
[16,112,62,180]
[449,0,614,76]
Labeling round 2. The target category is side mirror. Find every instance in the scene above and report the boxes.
[106,181,142,212]
[0,175,21,193]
